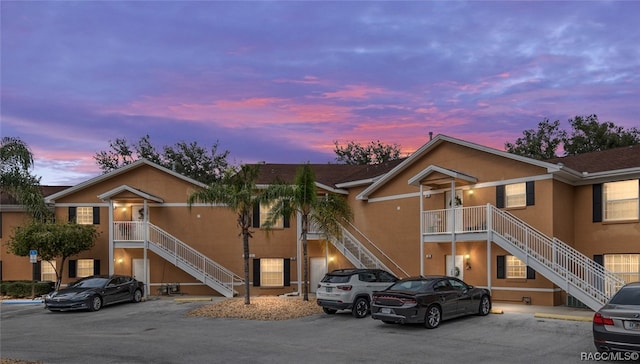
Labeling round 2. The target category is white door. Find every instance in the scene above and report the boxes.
[445,190,463,231]
[445,255,464,281]
[133,259,150,285]
[310,257,327,293]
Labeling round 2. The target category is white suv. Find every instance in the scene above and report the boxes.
[316,269,398,318]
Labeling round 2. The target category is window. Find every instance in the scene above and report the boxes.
[603,180,639,221]
[76,207,94,225]
[41,261,56,282]
[259,258,284,287]
[604,254,640,284]
[259,202,283,228]
[77,259,95,278]
[505,183,526,208]
[506,255,526,278]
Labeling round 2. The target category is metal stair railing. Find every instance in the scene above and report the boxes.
[146,223,243,298]
[488,204,625,311]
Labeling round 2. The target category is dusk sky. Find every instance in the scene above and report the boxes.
[2,1,639,186]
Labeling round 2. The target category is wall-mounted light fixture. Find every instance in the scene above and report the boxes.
[117,258,124,264]
[465,254,471,270]
[468,189,474,196]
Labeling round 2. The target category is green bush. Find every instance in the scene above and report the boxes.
[0,281,55,298]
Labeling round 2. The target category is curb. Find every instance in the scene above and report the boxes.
[533,312,592,322]
[1,299,43,305]
[173,297,213,303]
[490,308,504,314]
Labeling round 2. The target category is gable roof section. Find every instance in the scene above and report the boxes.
[97,185,164,203]
[546,144,640,174]
[45,159,207,203]
[408,165,478,188]
[357,134,563,200]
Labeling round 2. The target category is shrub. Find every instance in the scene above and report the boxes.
[0,281,55,298]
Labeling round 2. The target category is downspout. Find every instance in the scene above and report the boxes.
[419,184,424,276]
[108,200,114,275]
[143,199,148,299]
[450,180,456,276]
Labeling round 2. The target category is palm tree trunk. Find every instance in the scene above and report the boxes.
[303,235,309,301]
[242,230,251,305]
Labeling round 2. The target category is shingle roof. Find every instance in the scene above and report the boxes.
[546,144,640,173]
[0,185,70,205]
[254,160,404,188]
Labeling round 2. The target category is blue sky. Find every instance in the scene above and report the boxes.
[2,1,638,185]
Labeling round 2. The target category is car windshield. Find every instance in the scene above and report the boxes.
[388,280,430,292]
[609,286,640,305]
[70,277,109,288]
[321,274,351,283]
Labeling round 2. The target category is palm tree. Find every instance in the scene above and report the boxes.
[262,163,353,301]
[187,164,262,305]
[0,137,51,221]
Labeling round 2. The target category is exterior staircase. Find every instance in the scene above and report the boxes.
[114,221,243,298]
[423,204,626,311]
[325,221,410,278]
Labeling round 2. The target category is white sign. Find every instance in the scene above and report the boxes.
[29,249,37,263]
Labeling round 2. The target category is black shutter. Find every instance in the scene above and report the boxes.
[283,214,290,228]
[253,258,260,287]
[526,266,536,279]
[69,207,77,223]
[93,260,101,275]
[526,181,535,206]
[69,260,77,278]
[0,260,3,281]
[252,204,260,228]
[93,207,100,225]
[497,255,505,279]
[283,258,291,286]
[593,184,603,222]
[33,261,41,281]
[593,254,604,266]
[593,254,604,292]
[496,186,505,208]
[0,212,3,238]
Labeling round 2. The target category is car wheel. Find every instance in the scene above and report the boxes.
[132,289,143,303]
[322,307,337,315]
[352,297,369,318]
[424,304,441,329]
[88,295,103,312]
[478,295,491,316]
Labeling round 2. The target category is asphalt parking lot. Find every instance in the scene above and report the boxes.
[1,298,597,364]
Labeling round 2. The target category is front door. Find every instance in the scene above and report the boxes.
[133,259,150,288]
[445,255,464,281]
[310,257,327,293]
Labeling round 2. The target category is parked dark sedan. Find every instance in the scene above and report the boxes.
[593,282,640,353]
[371,275,491,328]
[44,275,144,312]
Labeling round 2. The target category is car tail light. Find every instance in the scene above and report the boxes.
[400,298,417,305]
[593,312,614,326]
[337,285,352,291]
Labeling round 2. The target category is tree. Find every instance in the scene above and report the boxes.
[8,221,99,290]
[94,135,231,184]
[334,140,401,165]
[187,165,264,305]
[0,137,52,221]
[504,119,566,160]
[262,163,353,301]
[563,115,640,155]
[505,115,639,160]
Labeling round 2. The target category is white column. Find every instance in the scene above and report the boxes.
[143,200,148,299]
[108,200,114,275]
[486,203,492,292]
[450,180,456,276]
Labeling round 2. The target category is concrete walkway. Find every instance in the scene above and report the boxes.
[492,302,594,322]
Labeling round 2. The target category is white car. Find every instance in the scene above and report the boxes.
[316,268,398,318]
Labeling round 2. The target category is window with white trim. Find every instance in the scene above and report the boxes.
[76,207,94,225]
[77,259,94,278]
[505,183,526,208]
[604,180,639,221]
[260,258,284,287]
[506,255,526,278]
[41,261,56,282]
[604,254,640,284]
[260,202,283,228]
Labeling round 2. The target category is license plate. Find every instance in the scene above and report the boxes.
[624,321,640,330]
[326,287,332,293]
[381,308,392,314]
